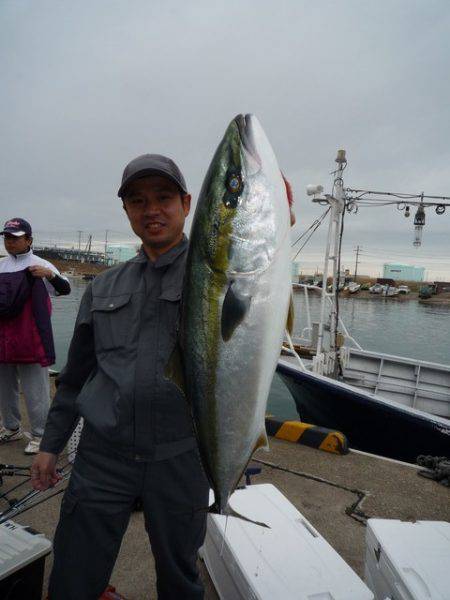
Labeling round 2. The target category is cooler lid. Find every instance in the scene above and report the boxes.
[0,520,52,580]
[366,519,450,599]
[207,484,373,600]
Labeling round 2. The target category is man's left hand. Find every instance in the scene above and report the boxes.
[29,265,54,280]
[281,172,296,227]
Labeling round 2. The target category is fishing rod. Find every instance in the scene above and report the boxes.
[0,451,75,524]
[0,469,72,524]
[0,451,74,502]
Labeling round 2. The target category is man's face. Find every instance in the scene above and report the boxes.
[122,176,191,257]
[3,233,31,255]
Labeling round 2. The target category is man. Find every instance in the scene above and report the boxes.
[32,155,210,600]
[0,218,71,454]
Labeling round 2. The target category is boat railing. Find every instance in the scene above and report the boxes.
[292,283,362,351]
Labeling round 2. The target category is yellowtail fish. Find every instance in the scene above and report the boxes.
[167,114,292,524]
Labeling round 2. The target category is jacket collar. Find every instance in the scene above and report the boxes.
[8,248,34,261]
[130,235,188,269]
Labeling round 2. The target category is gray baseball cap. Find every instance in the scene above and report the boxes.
[118,154,188,198]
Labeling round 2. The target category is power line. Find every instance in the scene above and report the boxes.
[346,188,450,206]
[291,208,331,261]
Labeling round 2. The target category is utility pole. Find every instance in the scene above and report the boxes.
[104,230,109,264]
[354,245,361,281]
[77,230,82,251]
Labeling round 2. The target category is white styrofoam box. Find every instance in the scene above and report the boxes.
[365,519,450,600]
[0,520,52,580]
[201,483,373,600]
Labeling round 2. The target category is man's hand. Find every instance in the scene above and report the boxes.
[31,451,61,491]
[28,265,54,280]
[281,172,296,227]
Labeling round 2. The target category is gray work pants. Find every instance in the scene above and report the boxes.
[49,430,210,600]
[0,363,50,437]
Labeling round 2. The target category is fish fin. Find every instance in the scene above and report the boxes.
[286,293,295,336]
[254,429,269,452]
[209,502,270,529]
[221,281,251,342]
[164,342,186,397]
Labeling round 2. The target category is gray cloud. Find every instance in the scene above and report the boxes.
[1,0,449,277]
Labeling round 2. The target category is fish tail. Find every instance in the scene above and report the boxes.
[220,515,229,556]
[208,501,270,529]
[224,504,270,528]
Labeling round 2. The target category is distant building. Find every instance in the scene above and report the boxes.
[106,244,138,265]
[34,246,104,264]
[383,263,425,282]
[291,261,300,281]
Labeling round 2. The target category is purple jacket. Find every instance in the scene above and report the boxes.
[0,269,55,366]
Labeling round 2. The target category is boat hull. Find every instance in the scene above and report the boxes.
[277,360,450,464]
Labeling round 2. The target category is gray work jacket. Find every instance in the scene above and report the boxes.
[40,236,195,461]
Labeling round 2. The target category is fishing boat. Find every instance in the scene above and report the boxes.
[369,283,384,294]
[385,285,399,297]
[277,353,450,464]
[368,283,398,296]
[347,281,361,294]
[397,285,410,294]
[278,150,450,464]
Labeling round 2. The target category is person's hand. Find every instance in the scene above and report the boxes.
[28,265,55,280]
[31,451,61,491]
[281,172,296,227]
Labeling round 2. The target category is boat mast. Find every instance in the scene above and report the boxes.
[305,153,450,377]
[315,150,346,373]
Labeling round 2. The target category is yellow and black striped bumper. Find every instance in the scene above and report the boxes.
[265,418,348,455]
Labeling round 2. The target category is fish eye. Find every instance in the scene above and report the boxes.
[226,174,242,194]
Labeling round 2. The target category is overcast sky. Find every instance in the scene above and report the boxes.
[1,0,449,278]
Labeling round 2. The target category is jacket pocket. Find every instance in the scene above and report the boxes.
[91,293,132,351]
[158,288,182,359]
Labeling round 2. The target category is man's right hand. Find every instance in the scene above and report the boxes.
[31,451,61,491]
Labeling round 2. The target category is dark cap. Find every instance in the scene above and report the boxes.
[0,218,32,237]
[118,154,188,198]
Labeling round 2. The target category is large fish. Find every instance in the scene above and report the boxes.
[167,114,292,521]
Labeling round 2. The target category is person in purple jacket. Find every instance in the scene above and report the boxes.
[0,218,71,454]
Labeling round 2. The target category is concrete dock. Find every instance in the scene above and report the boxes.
[1,411,449,599]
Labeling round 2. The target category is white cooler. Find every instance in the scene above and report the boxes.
[0,520,52,600]
[365,518,450,600]
[201,483,373,600]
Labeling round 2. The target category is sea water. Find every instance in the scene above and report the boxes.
[51,280,450,420]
